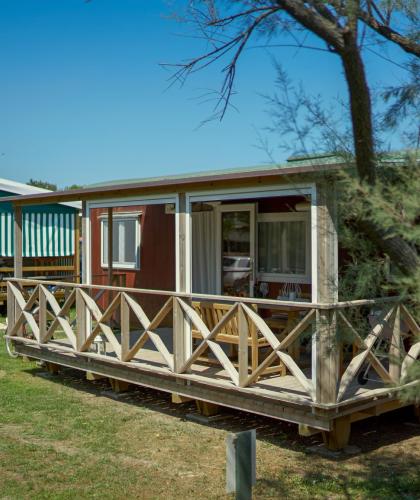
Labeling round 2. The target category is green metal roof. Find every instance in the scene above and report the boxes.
[3,150,417,207]
[88,153,347,189]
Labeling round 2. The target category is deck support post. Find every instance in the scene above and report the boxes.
[171,393,194,404]
[322,415,351,451]
[196,400,220,417]
[109,378,130,393]
[45,362,60,374]
[86,372,107,381]
[174,193,192,373]
[314,180,339,406]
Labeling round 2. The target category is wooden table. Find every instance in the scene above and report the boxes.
[264,300,311,362]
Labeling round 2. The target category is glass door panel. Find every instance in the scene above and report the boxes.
[221,208,254,297]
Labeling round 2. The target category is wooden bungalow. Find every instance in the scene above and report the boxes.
[3,154,419,450]
[0,178,81,306]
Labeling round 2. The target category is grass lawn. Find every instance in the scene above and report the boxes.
[0,331,419,499]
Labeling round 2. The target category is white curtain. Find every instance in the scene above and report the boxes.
[192,211,217,294]
[258,220,306,274]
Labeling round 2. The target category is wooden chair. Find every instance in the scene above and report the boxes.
[192,301,286,377]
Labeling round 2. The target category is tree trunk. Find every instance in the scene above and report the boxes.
[339,36,418,275]
[358,219,419,275]
[340,39,376,185]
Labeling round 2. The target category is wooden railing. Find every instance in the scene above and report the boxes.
[5,278,420,406]
[0,257,80,302]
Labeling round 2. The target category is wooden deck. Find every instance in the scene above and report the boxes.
[5,278,420,447]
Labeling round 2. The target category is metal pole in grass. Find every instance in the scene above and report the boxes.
[226,429,256,499]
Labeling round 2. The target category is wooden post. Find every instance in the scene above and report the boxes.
[196,400,220,417]
[74,212,81,283]
[75,288,87,350]
[107,207,113,286]
[80,202,92,344]
[322,415,351,451]
[316,308,339,404]
[39,286,47,343]
[173,193,191,373]
[13,205,23,279]
[389,304,401,382]
[109,378,130,393]
[12,205,23,337]
[314,180,339,405]
[6,282,15,336]
[120,293,130,361]
[107,206,114,312]
[238,304,249,387]
[81,201,89,285]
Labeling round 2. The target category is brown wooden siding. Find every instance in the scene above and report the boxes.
[90,204,175,318]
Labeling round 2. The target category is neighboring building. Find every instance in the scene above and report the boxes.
[0,178,81,303]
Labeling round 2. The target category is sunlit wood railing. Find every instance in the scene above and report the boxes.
[5,278,420,405]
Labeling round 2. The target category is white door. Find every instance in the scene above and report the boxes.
[217,204,256,297]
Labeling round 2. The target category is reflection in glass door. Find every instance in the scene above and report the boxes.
[220,205,255,297]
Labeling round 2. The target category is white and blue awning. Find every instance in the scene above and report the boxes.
[0,211,75,257]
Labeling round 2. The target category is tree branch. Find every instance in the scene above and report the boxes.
[274,0,345,52]
[357,9,420,56]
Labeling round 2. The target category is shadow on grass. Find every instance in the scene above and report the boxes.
[22,364,419,459]
[256,455,420,500]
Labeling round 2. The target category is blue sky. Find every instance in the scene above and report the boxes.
[0,0,408,187]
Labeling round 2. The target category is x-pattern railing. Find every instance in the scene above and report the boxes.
[5,278,420,404]
[336,302,420,401]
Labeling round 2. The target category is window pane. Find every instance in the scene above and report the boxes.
[102,220,108,265]
[285,221,306,274]
[222,211,251,296]
[102,217,138,267]
[122,219,137,264]
[258,221,284,274]
[258,219,306,275]
[113,220,121,262]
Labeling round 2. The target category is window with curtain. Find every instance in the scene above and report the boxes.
[101,215,140,269]
[257,212,310,282]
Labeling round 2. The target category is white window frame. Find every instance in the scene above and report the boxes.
[100,212,141,270]
[257,211,311,284]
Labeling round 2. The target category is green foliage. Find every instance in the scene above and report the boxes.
[64,184,84,191]
[28,179,58,191]
[337,152,420,303]
[27,180,85,191]
[382,60,420,146]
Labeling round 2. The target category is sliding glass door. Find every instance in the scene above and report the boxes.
[219,204,255,297]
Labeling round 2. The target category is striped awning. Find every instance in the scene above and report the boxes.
[0,211,75,257]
